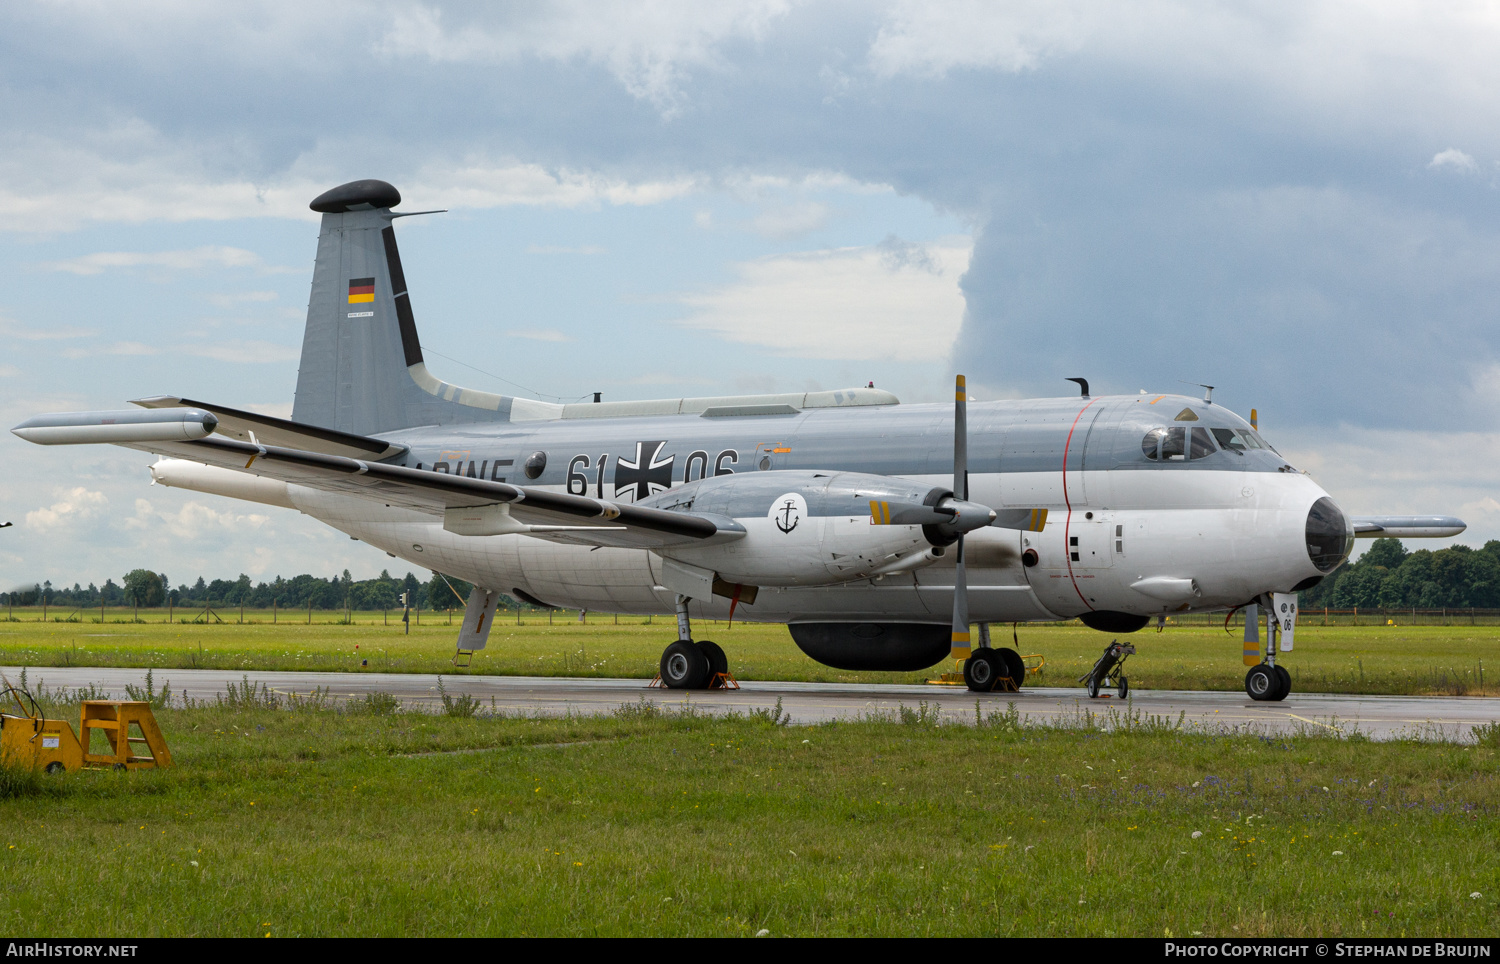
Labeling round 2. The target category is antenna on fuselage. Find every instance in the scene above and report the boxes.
[1066,377,1089,398]
[1178,381,1215,403]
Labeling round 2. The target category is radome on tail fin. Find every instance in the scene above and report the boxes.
[292,179,532,437]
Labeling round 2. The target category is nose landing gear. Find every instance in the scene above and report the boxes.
[1245,593,1295,702]
[655,595,737,690]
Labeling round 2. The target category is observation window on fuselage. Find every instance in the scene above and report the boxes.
[1142,426,1217,462]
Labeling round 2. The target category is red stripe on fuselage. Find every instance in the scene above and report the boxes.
[1061,397,1101,611]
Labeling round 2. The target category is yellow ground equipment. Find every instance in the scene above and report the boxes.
[1,684,171,773]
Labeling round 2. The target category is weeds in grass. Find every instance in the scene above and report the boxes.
[613,696,661,720]
[217,675,281,711]
[360,691,401,716]
[1471,721,1500,747]
[896,701,941,727]
[749,696,791,727]
[982,701,1023,731]
[286,686,333,712]
[436,677,480,718]
[123,669,172,708]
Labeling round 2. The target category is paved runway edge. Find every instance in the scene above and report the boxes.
[5,666,1498,742]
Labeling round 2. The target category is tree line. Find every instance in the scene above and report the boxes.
[2,569,506,612]
[12,537,1492,615]
[1300,538,1500,610]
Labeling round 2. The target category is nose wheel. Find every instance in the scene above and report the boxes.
[1245,663,1291,702]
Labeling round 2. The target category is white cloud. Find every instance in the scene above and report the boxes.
[373,1,795,115]
[504,329,573,343]
[0,318,96,341]
[406,160,699,210]
[42,245,268,275]
[1280,424,1500,548]
[868,0,1086,77]
[0,365,19,377]
[0,129,701,233]
[25,487,108,531]
[676,235,973,362]
[1429,148,1479,172]
[123,497,271,541]
[749,201,831,240]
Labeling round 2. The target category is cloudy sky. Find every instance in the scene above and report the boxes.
[4,1,1498,590]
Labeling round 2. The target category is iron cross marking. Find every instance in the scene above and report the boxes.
[614,440,674,501]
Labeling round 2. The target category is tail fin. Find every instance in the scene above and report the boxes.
[292,179,535,435]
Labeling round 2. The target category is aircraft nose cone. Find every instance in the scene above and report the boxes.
[1306,496,1354,573]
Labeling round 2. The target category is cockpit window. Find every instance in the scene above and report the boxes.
[1211,428,1245,453]
[1143,427,1217,461]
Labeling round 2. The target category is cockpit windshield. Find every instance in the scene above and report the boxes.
[1209,427,1274,454]
[1142,426,1216,461]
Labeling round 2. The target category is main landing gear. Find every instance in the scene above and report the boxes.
[963,623,1028,693]
[656,595,736,690]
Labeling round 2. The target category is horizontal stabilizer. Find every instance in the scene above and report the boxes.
[132,396,406,460]
[12,408,216,445]
[1350,516,1466,538]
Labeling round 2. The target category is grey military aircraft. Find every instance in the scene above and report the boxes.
[13,179,1466,701]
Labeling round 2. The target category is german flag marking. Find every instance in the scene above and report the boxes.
[347,277,376,304]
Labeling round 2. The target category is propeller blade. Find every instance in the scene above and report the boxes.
[991,508,1049,532]
[951,533,970,660]
[950,373,971,659]
[954,374,968,501]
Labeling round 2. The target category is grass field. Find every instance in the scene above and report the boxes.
[2,608,1498,695]
[2,692,1498,937]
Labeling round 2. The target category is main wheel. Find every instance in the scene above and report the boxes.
[697,640,729,682]
[660,640,710,689]
[964,649,1001,692]
[998,647,1027,689]
[1273,664,1291,701]
[1245,664,1278,701]
[1085,675,1101,699]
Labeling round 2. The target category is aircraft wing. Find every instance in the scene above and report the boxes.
[131,395,408,460]
[1350,516,1466,538]
[133,436,738,549]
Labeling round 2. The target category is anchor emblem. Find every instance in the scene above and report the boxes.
[775,498,800,534]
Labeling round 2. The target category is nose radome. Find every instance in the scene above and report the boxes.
[1306,496,1354,573]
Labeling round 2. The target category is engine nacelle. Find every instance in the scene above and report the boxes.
[644,470,947,587]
